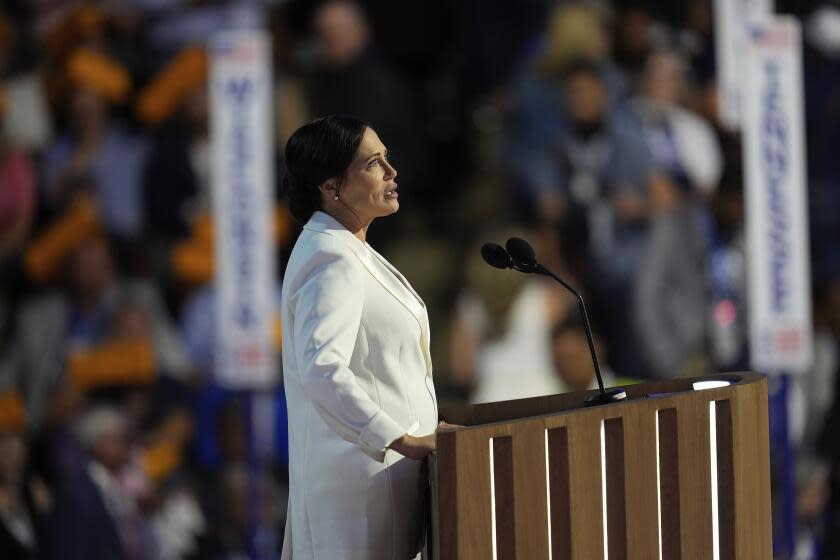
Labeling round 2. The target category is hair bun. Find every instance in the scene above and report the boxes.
[280,171,298,196]
[281,170,318,225]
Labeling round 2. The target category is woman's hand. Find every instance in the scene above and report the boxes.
[389,422,465,460]
[389,432,436,460]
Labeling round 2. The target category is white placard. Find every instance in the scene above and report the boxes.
[210,30,276,388]
[714,0,773,129]
[743,16,813,374]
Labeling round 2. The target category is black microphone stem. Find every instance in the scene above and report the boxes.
[535,265,605,394]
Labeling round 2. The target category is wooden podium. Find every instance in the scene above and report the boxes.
[428,373,771,559]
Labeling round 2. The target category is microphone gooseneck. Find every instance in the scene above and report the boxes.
[486,237,626,407]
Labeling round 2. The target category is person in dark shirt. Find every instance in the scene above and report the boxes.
[304,1,430,244]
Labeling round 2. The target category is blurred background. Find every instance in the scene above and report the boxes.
[0,0,838,558]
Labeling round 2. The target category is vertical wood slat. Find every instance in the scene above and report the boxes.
[715,400,736,559]
[512,426,550,560]
[604,418,627,559]
[623,408,660,559]
[455,431,494,559]
[492,437,516,560]
[733,379,772,558]
[658,408,681,559]
[567,419,605,560]
[678,398,713,558]
[435,432,457,560]
[547,427,572,560]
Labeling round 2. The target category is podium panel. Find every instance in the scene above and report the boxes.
[429,373,771,559]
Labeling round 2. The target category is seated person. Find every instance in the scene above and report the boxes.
[550,312,634,393]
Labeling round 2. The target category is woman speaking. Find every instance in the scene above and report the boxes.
[280,115,446,559]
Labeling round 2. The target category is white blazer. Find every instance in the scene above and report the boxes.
[281,211,438,560]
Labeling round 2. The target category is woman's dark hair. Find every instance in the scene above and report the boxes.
[281,115,368,224]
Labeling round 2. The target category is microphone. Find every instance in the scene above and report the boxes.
[480,243,513,270]
[481,242,534,274]
[504,237,537,269]
[483,237,626,406]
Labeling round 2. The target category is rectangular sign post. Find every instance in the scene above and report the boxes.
[210,30,276,390]
[742,18,813,555]
[742,16,813,376]
[713,0,773,129]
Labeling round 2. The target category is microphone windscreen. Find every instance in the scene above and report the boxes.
[480,243,512,269]
[505,237,536,266]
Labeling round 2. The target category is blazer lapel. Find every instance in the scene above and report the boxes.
[303,212,433,375]
[366,246,434,375]
[303,213,424,327]
[366,246,426,309]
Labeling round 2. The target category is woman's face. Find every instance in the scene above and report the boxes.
[333,127,399,222]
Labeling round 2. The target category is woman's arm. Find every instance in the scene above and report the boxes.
[291,248,409,462]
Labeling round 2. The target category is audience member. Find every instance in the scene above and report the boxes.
[0,141,35,262]
[51,405,142,559]
[629,49,720,378]
[12,233,189,431]
[0,391,48,560]
[141,47,210,243]
[41,49,148,239]
[631,48,722,199]
[505,2,629,221]
[549,311,615,393]
[449,234,570,403]
[547,59,654,376]
[797,279,840,554]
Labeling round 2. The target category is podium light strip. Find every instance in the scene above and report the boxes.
[489,437,498,560]
[655,413,663,560]
[544,430,553,560]
[600,421,609,560]
[709,401,721,560]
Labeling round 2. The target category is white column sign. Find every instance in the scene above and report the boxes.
[743,16,813,374]
[210,30,276,388]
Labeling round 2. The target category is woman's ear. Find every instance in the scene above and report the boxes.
[319,179,337,198]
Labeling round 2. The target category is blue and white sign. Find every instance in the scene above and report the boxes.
[210,30,276,388]
[714,0,773,129]
[743,17,812,374]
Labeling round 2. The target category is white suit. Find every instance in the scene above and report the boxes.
[281,211,438,560]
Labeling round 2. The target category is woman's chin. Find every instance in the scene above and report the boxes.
[381,200,399,214]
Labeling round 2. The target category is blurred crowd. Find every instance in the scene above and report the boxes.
[0,0,838,558]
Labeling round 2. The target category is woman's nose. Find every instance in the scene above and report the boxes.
[384,160,397,180]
